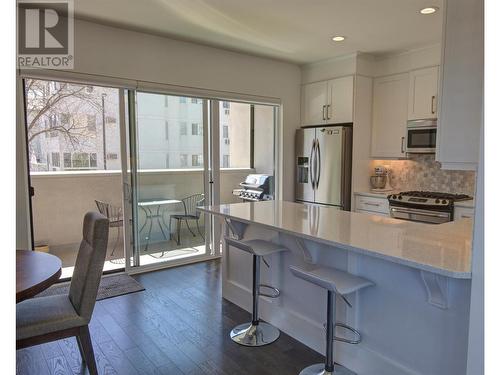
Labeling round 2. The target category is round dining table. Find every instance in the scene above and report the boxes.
[16,250,62,303]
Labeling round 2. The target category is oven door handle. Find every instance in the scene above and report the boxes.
[390,207,450,218]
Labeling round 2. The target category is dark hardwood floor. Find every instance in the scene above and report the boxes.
[17,259,323,374]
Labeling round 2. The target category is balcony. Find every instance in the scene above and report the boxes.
[30,168,251,277]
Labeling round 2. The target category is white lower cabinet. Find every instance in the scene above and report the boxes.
[354,194,390,217]
[454,206,475,220]
[354,193,475,222]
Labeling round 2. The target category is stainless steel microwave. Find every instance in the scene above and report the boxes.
[406,119,437,153]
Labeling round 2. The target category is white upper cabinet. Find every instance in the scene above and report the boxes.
[326,76,354,124]
[408,66,439,120]
[436,0,483,170]
[301,76,353,126]
[371,73,409,158]
[301,81,328,126]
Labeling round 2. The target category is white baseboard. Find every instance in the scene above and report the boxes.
[224,279,421,375]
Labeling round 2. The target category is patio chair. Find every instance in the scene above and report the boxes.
[16,212,110,375]
[169,193,205,245]
[95,200,123,257]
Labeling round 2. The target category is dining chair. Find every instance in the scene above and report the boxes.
[169,193,205,245]
[95,200,123,257]
[16,211,110,375]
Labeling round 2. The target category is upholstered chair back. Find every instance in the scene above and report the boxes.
[69,212,109,321]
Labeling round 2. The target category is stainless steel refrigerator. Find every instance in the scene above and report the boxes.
[295,125,352,210]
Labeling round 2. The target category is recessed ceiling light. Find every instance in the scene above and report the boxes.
[420,7,438,15]
[332,36,345,42]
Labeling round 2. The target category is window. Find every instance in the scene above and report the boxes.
[192,154,203,167]
[219,102,252,169]
[180,154,188,167]
[51,152,60,167]
[72,153,89,168]
[25,79,122,173]
[192,123,203,136]
[90,153,97,168]
[87,114,96,131]
[137,92,205,171]
[180,122,187,135]
[164,96,169,107]
[61,113,70,125]
[63,153,71,168]
[46,114,58,138]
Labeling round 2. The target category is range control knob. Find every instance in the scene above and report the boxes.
[442,199,448,205]
[398,195,403,200]
[435,199,441,204]
[392,194,397,199]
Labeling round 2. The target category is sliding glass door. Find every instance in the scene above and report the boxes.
[21,74,280,275]
[22,78,128,278]
[127,92,215,269]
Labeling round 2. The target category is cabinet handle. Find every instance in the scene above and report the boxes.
[401,136,405,153]
[363,202,380,207]
[327,104,331,120]
[322,105,326,121]
[431,95,436,114]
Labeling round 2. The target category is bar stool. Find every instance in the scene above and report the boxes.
[290,264,374,375]
[225,237,289,347]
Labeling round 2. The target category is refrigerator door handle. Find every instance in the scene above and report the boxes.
[316,139,321,187]
[309,138,316,190]
[313,138,319,189]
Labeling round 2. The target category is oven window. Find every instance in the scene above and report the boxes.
[407,128,436,149]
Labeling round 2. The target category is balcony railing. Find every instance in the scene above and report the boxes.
[30,168,252,258]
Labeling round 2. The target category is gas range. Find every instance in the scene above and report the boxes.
[387,191,473,224]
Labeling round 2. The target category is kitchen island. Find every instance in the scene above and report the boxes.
[199,200,473,375]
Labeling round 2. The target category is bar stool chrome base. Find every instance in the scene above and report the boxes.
[299,363,355,375]
[230,322,280,347]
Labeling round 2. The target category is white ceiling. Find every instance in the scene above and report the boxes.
[74,0,443,65]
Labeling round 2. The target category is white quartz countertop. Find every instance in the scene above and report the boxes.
[199,200,473,279]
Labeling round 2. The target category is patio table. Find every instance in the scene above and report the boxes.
[138,199,182,252]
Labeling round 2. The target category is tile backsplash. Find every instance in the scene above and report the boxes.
[370,155,476,196]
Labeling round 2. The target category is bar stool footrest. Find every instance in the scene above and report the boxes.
[259,284,280,298]
[333,322,361,344]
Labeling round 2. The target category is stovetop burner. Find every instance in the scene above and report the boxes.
[399,191,473,201]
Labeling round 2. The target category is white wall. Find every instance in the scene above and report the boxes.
[71,19,300,198]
